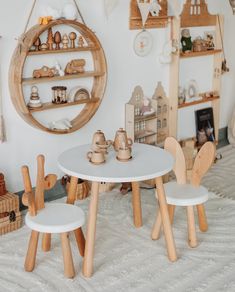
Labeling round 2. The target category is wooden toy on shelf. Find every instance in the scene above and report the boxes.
[62,34,69,49]
[28,86,42,109]
[47,28,54,50]
[68,86,90,102]
[69,32,77,48]
[40,43,49,51]
[0,173,6,196]
[33,37,41,51]
[38,16,53,25]
[52,86,67,104]
[78,36,85,47]
[33,66,58,78]
[54,31,61,49]
[65,59,85,74]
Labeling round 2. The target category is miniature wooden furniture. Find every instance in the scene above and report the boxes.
[169,1,223,142]
[152,137,215,248]
[126,82,169,147]
[9,19,107,134]
[22,155,86,278]
[58,143,177,278]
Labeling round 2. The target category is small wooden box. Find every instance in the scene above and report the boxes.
[0,192,22,235]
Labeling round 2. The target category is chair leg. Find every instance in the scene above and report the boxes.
[131,182,142,228]
[196,204,208,232]
[74,227,85,257]
[67,176,78,205]
[151,210,162,240]
[24,230,39,272]
[186,206,198,248]
[61,233,75,278]
[42,233,51,252]
[168,205,175,225]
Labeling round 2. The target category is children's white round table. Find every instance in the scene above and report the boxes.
[58,143,177,277]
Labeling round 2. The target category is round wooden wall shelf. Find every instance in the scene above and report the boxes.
[9,19,107,134]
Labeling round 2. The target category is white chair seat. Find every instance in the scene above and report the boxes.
[163,181,209,206]
[25,203,85,234]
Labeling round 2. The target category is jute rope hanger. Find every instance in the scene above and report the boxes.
[23,0,86,34]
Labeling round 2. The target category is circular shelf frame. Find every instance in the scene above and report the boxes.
[9,19,107,134]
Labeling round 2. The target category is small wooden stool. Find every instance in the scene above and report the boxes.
[22,155,85,278]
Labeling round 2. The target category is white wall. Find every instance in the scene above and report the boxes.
[0,0,234,191]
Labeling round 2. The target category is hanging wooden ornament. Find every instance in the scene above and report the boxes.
[134,30,153,57]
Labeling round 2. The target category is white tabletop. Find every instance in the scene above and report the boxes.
[58,143,174,183]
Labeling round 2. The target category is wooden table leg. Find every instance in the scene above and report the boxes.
[25,230,39,272]
[196,204,208,232]
[42,233,51,252]
[155,176,177,262]
[152,211,162,240]
[74,227,85,257]
[82,181,99,278]
[131,182,142,228]
[67,176,78,204]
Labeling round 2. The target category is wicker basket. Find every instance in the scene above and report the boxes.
[0,192,22,235]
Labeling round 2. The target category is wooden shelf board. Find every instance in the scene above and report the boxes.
[22,71,104,85]
[28,46,98,55]
[29,97,100,112]
[180,49,222,59]
[134,113,157,122]
[178,96,219,109]
[135,130,157,139]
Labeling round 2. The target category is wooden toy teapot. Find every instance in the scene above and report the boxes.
[113,128,133,151]
[91,130,112,152]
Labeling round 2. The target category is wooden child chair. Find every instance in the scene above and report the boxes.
[152,137,215,248]
[22,154,85,278]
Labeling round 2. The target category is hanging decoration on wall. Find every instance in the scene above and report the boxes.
[137,0,152,27]
[159,18,178,64]
[229,0,235,14]
[104,0,119,18]
[217,15,230,74]
[133,30,153,56]
[0,36,6,143]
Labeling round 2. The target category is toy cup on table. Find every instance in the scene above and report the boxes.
[117,147,132,161]
[96,140,112,154]
[87,151,105,165]
[113,128,133,151]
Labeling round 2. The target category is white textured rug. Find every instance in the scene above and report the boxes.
[1,189,235,292]
[203,144,235,199]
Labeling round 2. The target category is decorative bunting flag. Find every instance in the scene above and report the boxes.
[104,0,119,18]
[137,0,152,27]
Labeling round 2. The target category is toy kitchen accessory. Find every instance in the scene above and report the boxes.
[113,128,133,151]
[116,146,132,162]
[91,130,112,153]
[87,150,105,165]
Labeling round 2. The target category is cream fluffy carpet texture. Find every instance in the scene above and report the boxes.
[1,187,235,292]
[203,144,235,199]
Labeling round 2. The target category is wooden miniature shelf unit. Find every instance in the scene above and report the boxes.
[125,82,169,147]
[9,19,107,134]
[169,0,223,142]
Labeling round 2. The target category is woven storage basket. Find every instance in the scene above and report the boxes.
[0,192,21,235]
